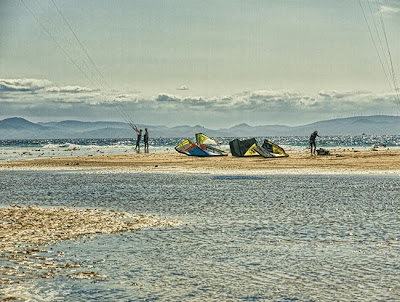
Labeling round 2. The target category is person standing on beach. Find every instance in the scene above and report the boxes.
[144,128,149,152]
[309,130,319,156]
[134,129,142,151]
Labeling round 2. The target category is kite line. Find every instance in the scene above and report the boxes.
[357,0,400,107]
[19,0,139,131]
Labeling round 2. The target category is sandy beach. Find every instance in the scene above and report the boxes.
[1,149,400,174]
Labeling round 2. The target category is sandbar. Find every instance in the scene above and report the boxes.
[1,149,400,175]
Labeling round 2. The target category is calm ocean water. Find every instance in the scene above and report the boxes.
[1,135,400,160]
[1,171,399,301]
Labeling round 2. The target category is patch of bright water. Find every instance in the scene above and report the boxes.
[1,171,399,301]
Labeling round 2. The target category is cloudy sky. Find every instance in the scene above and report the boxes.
[1,0,399,128]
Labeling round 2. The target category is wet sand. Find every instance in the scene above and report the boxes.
[0,205,179,298]
[1,149,400,174]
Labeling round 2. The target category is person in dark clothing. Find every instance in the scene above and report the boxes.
[144,128,149,152]
[135,129,142,151]
[309,130,320,156]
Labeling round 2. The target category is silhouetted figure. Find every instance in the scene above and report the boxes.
[309,130,320,156]
[144,128,149,152]
[135,129,142,151]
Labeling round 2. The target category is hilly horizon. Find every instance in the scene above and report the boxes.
[0,115,399,139]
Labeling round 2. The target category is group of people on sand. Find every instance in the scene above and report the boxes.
[133,127,320,156]
[134,128,149,152]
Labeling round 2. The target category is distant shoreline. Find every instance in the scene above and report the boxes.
[1,115,400,139]
[1,149,400,175]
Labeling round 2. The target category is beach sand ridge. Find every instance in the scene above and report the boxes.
[1,149,399,174]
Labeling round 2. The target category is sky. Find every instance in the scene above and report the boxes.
[1,0,399,128]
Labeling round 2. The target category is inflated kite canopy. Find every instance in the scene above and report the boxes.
[229,138,288,158]
[175,134,227,157]
[262,140,289,157]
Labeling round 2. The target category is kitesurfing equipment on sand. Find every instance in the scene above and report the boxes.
[262,139,289,157]
[229,138,288,158]
[175,133,227,157]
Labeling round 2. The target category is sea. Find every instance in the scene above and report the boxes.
[0,135,400,160]
[1,135,400,301]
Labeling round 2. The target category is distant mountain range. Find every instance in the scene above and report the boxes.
[0,115,399,139]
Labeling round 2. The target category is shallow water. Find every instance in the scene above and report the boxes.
[1,171,399,301]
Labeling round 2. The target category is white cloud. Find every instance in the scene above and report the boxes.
[147,89,398,120]
[155,94,181,103]
[1,78,398,125]
[176,85,189,90]
[0,78,52,92]
[46,86,96,93]
[381,5,400,14]
[0,79,96,96]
